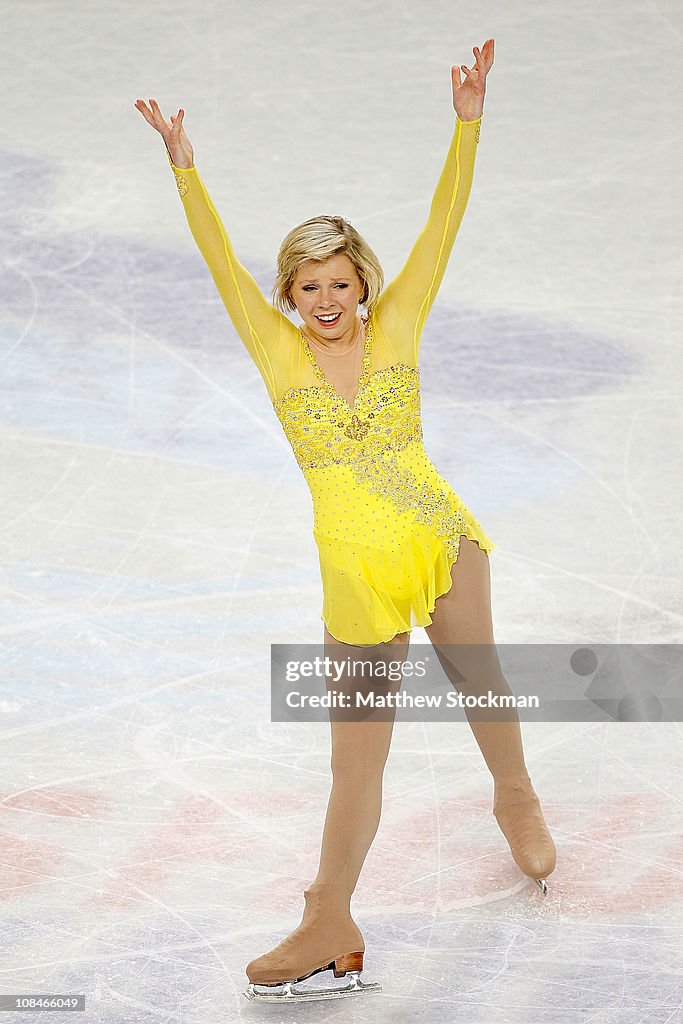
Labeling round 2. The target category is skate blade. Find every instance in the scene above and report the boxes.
[535,878,548,895]
[243,971,382,1002]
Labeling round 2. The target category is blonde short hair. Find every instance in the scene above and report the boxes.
[271,215,384,316]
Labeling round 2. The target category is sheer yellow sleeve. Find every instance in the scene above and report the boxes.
[374,115,482,365]
[166,149,290,402]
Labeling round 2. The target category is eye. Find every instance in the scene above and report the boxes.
[301,284,349,291]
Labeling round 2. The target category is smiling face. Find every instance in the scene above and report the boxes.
[291,253,366,344]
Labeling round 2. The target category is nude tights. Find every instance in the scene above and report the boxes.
[246,627,546,985]
[302,622,534,932]
[283,538,545,955]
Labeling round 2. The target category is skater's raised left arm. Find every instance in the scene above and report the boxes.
[375,38,494,364]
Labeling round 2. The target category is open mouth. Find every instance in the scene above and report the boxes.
[315,313,342,326]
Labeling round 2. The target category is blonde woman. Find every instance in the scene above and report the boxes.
[135,36,556,1003]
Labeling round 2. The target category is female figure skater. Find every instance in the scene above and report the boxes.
[135,36,556,1003]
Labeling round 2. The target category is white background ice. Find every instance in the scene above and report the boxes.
[0,1,681,1020]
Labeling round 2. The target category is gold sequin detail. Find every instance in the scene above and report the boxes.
[348,447,469,561]
[274,363,423,471]
[458,116,481,145]
[166,148,189,197]
[273,359,470,558]
[344,414,371,441]
[172,169,188,197]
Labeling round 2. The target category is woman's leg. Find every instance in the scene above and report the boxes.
[246,626,411,985]
[424,536,556,881]
[308,627,406,892]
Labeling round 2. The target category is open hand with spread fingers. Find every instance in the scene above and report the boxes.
[134,98,195,170]
[452,38,495,122]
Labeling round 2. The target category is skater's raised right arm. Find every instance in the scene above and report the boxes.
[135,99,288,402]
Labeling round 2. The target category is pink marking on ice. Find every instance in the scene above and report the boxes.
[543,792,681,913]
[354,792,493,908]
[0,832,64,901]
[227,789,316,814]
[1,787,111,819]
[88,793,263,908]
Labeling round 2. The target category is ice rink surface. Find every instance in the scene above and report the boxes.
[1,0,681,1020]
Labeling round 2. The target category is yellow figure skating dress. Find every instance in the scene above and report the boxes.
[166,114,495,645]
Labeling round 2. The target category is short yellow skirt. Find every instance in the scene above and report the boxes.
[314,508,495,646]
